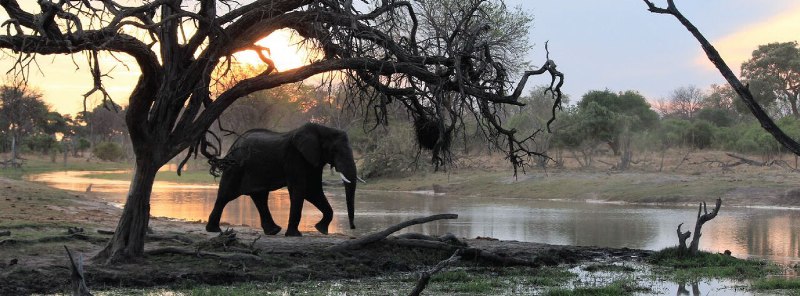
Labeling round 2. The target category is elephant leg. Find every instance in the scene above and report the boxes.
[206,172,240,232]
[206,190,238,233]
[249,191,281,235]
[307,190,333,235]
[285,186,305,237]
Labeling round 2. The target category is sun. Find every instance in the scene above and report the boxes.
[233,29,310,71]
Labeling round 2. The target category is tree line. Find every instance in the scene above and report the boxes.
[0,82,128,164]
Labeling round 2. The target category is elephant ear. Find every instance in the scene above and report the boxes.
[291,131,321,167]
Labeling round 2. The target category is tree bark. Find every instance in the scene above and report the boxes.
[94,160,159,263]
[689,198,721,255]
[676,223,691,251]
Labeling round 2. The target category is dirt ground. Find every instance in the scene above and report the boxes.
[0,176,651,295]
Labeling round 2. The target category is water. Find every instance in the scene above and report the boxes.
[27,171,800,265]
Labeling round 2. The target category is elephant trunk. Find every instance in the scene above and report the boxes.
[345,178,356,229]
[336,156,357,229]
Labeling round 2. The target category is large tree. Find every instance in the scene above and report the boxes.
[741,42,800,118]
[0,0,562,263]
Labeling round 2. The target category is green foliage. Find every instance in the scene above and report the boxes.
[752,277,800,290]
[741,41,800,117]
[350,123,428,178]
[714,117,800,154]
[648,247,776,279]
[93,142,125,162]
[696,108,735,127]
[556,90,659,154]
[24,133,58,154]
[543,279,643,296]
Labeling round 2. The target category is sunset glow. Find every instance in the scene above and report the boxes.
[232,29,311,71]
[698,3,800,73]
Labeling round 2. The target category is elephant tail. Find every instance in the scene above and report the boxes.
[207,154,237,177]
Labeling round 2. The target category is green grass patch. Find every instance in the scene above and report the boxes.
[543,279,645,296]
[752,277,800,290]
[430,269,502,293]
[648,247,778,280]
[500,266,577,286]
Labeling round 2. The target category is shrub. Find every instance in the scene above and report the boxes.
[93,142,124,161]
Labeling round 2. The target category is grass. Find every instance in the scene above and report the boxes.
[648,247,779,280]
[0,155,129,180]
[752,277,800,290]
[542,279,645,296]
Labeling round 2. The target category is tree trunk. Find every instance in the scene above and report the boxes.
[94,160,159,263]
[10,133,17,162]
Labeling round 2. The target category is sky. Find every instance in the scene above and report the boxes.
[512,0,800,102]
[1,0,799,115]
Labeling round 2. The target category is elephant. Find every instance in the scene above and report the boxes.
[205,123,359,236]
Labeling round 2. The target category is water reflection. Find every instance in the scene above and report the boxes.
[27,171,800,264]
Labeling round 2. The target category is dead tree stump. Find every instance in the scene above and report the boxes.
[676,198,722,255]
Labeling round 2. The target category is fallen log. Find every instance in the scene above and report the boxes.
[144,247,262,262]
[726,153,765,166]
[327,214,458,252]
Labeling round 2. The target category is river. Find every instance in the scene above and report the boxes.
[27,170,800,265]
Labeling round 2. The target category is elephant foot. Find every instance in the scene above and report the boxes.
[262,225,282,235]
[285,229,302,237]
[205,224,222,233]
[314,222,329,235]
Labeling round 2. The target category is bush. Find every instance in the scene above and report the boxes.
[93,142,124,161]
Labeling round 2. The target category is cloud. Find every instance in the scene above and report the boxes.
[696,4,800,73]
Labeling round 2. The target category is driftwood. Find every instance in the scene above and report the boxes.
[64,246,92,296]
[676,223,691,250]
[689,198,722,254]
[726,153,765,166]
[327,214,458,252]
[145,234,195,245]
[144,247,262,262]
[408,251,461,296]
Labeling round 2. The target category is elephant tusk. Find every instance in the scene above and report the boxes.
[339,173,352,184]
[357,177,367,184]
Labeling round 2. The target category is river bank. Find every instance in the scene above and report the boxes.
[0,173,797,295]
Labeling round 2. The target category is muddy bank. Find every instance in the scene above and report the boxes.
[0,177,650,295]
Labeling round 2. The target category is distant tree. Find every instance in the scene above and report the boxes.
[661,86,705,119]
[703,84,736,111]
[741,42,800,118]
[0,83,47,163]
[80,104,127,144]
[576,90,658,155]
[507,86,570,167]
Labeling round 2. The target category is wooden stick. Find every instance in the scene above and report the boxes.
[64,246,92,296]
[408,251,461,296]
